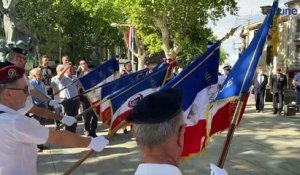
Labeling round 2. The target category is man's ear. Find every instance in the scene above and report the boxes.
[178,124,186,148]
[3,89,12,99]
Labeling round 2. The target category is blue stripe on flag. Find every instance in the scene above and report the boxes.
[161,42,220,110]
[101,68,148,99]
[216,0,278,100]
[109,63,168,113]
[79,58,119,90]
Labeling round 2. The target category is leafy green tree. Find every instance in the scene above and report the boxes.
[71,0,237,68]
[15,0,123,64]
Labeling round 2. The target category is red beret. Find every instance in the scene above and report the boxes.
[0,64,25,84]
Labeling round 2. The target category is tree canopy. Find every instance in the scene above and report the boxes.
[0,0,238,67]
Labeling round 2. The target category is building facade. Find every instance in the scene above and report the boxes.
[240,0,300,87]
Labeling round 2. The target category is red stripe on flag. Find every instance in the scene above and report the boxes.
[181,119,207,157]
[101,107,112,124]
[209,93,249,136]
[110,110,132,133]
[91,100,100,116]
[126,27,130,48]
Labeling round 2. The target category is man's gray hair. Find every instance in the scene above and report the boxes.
[134,111,184,149]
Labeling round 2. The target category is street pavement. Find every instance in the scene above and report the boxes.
[37,97,300,175]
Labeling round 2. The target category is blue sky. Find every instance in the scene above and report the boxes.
[209,0,287,65]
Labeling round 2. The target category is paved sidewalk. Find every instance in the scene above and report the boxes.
[37,100,300,175]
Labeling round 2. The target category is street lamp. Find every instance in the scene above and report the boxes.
[260,5,272,15]
[111,22,135,70]
[110,23,131,27]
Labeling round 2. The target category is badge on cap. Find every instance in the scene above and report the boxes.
[0,64,24,84]
[8,68,18,78]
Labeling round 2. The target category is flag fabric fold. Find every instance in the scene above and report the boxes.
[126,27,134,50]
[160,42,220,157]
[102,63,169,135]
[99,68,148,124]
[206,0,278,137]
[78,58,119,117]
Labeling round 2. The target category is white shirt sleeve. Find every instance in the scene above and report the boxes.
[13,116,49,145]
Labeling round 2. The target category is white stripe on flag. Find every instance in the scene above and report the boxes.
[85,74,115,102]
[184,84,218,126]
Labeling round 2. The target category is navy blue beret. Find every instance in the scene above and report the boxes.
[11,47,27,56]
[127,88,183,124]
[223,65,231,69]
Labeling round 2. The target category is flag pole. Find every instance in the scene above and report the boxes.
[216,93,247,168]
[63,26,241,175]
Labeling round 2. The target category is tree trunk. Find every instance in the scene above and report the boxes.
[137,56,145,70]
[1,0,35,45]
[135,35,148,70]
[152,16,181,59]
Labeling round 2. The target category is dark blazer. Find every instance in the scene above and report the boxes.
[270,73,287,93]
[253,73,268,92]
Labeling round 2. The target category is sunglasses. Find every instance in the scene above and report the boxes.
[225,69,231,71]
[6,85,29,95]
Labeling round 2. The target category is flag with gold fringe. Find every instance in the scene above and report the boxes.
[206,0,278,143]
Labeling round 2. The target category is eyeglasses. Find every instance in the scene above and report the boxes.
[6,85,29,94]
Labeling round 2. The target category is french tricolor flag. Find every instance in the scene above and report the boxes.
[126,27,134,50]
[206,0,278,141]
[79,58,119,116]
[99,68,148,124]
[103,63,169,135]
[161,42,220,157]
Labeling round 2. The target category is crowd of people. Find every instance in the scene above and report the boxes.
[0,48,109,174]
[1,44,299,174]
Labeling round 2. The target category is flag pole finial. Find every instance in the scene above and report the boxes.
[219,25,241,43]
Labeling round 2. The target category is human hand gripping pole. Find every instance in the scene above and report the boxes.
[48,99,61,109]
[87,136,109,152]
[56,102,97,130]
[210,164,228,175]
[60,115,77,126]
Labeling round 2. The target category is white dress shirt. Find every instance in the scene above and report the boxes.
[257,73,264,84]
[134,163,182,175]
[59,75,78,99]
[218,75,227,86]
[0,104,49,175]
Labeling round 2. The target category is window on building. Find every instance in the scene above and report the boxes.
[296,45,300,54]
[296,19,300,32]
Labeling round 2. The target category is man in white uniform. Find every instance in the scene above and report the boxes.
[5,47,76,127]
[0,64,109,175]
[218,65,231,89]
[127,89,185,175]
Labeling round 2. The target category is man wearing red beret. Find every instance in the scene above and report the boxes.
[5,47,77,130]
[0,64,109,175]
